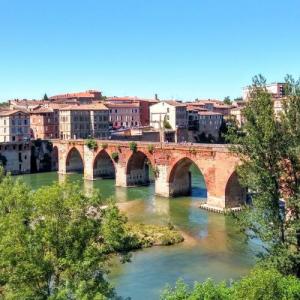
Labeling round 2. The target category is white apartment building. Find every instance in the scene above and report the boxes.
[59,104,109,140]
[150,101,187,130]
[243,82,285,100]
[0,110,30,142]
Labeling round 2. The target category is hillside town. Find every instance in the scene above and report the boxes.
[0,82,287,175]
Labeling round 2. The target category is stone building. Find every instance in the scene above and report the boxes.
[59,104,109,140]
[30,108,59,139]
[0,110,30,142]
[0,142,31,174]
[198,111,223,139]
[150,101,187,130]
[106,97,158,127]
[106,102,141,129]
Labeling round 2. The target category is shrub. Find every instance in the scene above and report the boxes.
[129,141,137,152]
[111,152,119,162]
[102,143,108,149]
[163,116,172,129]
[148,144,154,154]
[85,139,98,150]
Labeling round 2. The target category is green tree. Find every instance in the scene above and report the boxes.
[0,171,132,299]
[43,93,49,100]
[160,267,300,300]
[163,115,172,129]
[226,74,300,277]
[223,96,232,105]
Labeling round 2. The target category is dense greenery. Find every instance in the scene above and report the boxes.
[129,141,137,152]
[226,75,300,277]
[161,267,300,300]
[125,223,183,248]
[223,96,232,105]
[111,151,119,162]
[0,170,134,299]
[163,115,172,129]
[85,138,98,150]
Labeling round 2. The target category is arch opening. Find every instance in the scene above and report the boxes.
[225,171,246,208]
[52,146,58,171]
[93,150,115,179]
[66,147,84,173]
[169,157,207,198]
[126,151,152,186]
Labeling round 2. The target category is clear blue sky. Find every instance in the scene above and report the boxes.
[0,0,299,101]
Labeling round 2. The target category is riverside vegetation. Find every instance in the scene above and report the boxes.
[0,169,182,299]
[161,75,300,299]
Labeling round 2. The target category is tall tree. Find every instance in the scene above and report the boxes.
[43,93,49,100]
[0,170,133,298]
[226,74,300,277]
[223,96,232,105]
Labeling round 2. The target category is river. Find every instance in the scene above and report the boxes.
[16,167,259,300]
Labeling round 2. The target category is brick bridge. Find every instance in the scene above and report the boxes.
[52,140,246,210]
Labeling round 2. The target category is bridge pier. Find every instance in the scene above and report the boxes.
[154,165,171,197]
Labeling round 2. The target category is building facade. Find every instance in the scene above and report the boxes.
[30,108,59,139]
[243,82,285,100]
[198,111,223,139]
[0,110,30,142]
[59,104,109,140]
[106,102,141,129]
[0,142,31,174]
[150,101,187,130]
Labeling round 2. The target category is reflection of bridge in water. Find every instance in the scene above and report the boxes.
[53,140,246,211]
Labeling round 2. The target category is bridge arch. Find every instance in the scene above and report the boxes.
[66,147,84,173]
[93,149,115,179]
[126,150,154,186]
[52,146,59,171]
[168,157,207,197]
[224,171,246,207]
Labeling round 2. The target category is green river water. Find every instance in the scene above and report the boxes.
[16,167,259,300]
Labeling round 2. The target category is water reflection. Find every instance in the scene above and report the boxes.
[16,169,257,300]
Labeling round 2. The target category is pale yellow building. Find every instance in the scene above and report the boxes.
[59,104,109,140]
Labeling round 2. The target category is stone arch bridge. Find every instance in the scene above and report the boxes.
[52,140,246,210]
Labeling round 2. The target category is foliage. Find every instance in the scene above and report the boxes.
[233,266,300,300]
[197,132,215,143]
[160,267,300,300]
[218,120,228,143]
[234,97,243,102]
[226,74,300,277]
[129,141,137,152]
[188,147,197,155]
[101,143,108,149]
[153,166,160,179]
[125,223,183,248]
[163,115,172,129]
[0,171,134,299]
[117,144,122,152]
[111,152,119,162]
[85,138,98,150]
[223,96,232,105]
[161,278,232,300]
[148,144,154,154]
[43,93,49,100]
[0,153,7,166]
